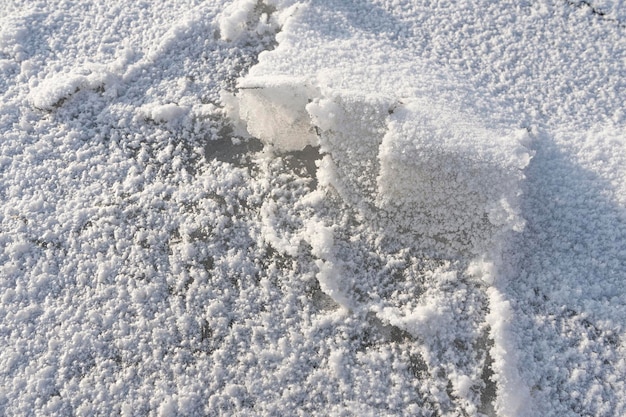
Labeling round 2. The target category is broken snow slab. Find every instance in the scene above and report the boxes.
[376,99,532,256]
[227,0,533,257]
[225,7,535,415]
[226,4,537,414]
[235,76,319,151]
[231,77,532,258]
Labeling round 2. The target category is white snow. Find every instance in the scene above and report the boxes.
[485,286,532,417]
[237,77,318,151]
[1,0,626,416]
[139,103,189,125]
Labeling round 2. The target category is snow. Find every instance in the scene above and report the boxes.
[237,77,318,151]
[139,103,189,125]
[1,0,626,416]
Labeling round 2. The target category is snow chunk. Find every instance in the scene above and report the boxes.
[305,219,334,259]
[28,73,88,110]
[139,103,188,124]
[28,67,120,110]
[236,77,319,151]
[217,0,292,42]
[377,99,532,254]
[0,20,29,61]
[310,89,533,255]
[157,398,178,417]
[315,259,351,311]
[218,0,261,41]
[303,219,351,310]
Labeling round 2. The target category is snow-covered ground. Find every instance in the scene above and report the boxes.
[1,0,625,416]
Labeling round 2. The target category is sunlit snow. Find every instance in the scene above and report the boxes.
[1,1,625,416]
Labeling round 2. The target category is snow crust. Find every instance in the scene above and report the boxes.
[378,101,530,239]
[234,79,531,255]
[230,0,626,415]
[2,0,626,416]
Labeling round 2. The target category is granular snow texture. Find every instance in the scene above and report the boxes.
[1,1,626,416]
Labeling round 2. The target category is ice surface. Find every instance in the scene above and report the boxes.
[2,0,626,416]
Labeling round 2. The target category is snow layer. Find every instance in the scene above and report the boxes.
[1,0,626,416]
[232,0,626,415]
